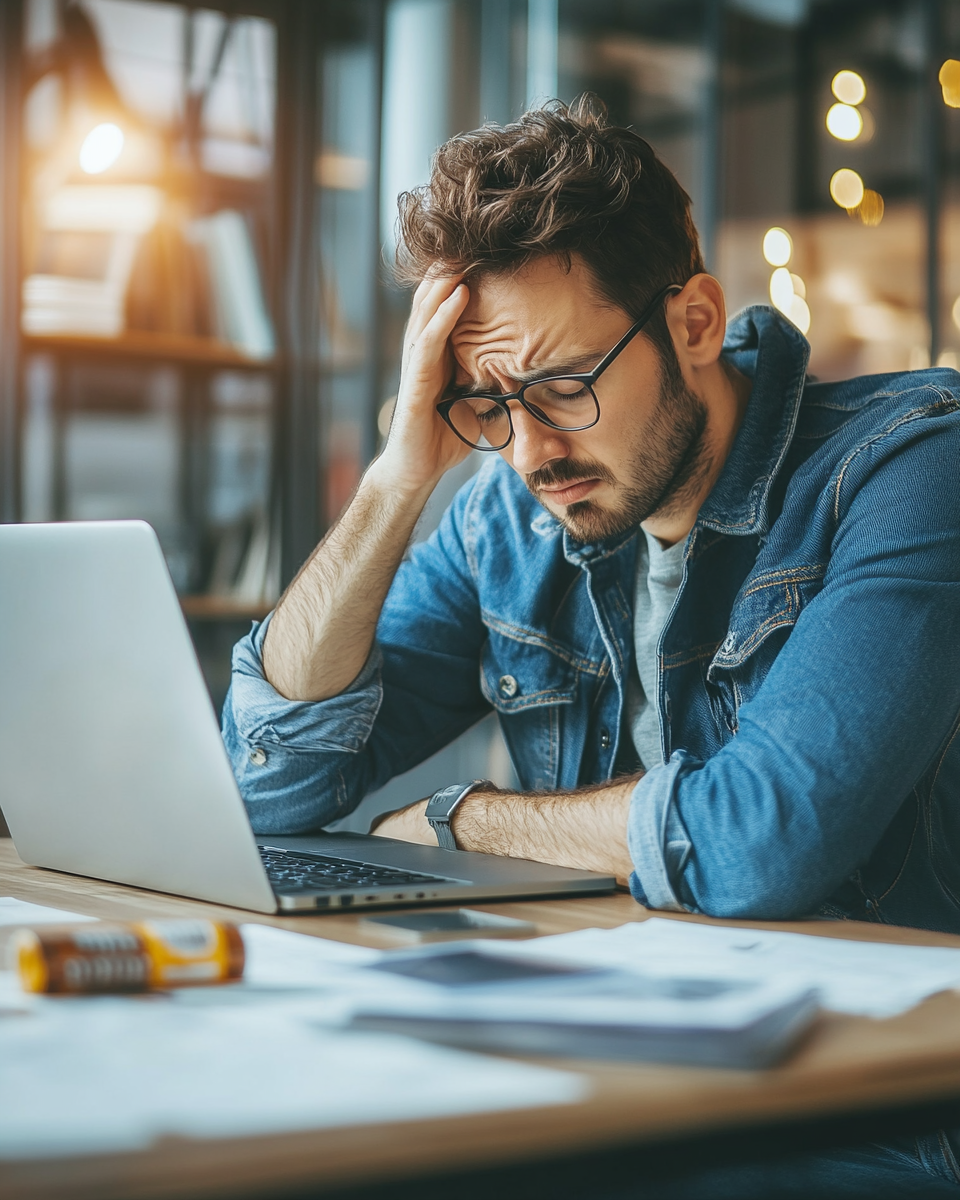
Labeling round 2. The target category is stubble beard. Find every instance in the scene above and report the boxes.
[526,348,715,543]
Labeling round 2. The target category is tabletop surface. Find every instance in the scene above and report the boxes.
[5,838,960,1200]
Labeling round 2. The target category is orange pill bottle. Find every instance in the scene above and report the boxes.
[14,919,245,994]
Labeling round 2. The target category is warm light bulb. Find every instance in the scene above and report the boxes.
[830,168,864,210]
[770,267,795,314]
[826,103,863,141]
[940,61,960,108]
[79,123,124,174]
[762,227,792,267]
[831,70,866,106]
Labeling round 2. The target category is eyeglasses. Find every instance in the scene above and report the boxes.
[436,283,683,452]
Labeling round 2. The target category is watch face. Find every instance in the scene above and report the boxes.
[427,782,470,817]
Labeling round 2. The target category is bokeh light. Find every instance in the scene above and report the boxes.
[856,189,884,227]
[826,102,863,141]
[940,60,960,108]
[790,295,811,335]
[831,70,866,106]
[830,168,864,210]
[79,123,124,174]
[769,268,811,334]
[951,296,960,332]
[769,268,795,313]
[762,227,792,267]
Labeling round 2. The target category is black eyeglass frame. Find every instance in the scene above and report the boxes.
[436,283,684,452]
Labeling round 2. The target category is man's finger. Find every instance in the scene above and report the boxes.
[403,286,468,375]
[408,273,464,335]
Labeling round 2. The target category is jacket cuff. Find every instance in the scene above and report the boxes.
[626,750,696,912]
[226,614,383,752]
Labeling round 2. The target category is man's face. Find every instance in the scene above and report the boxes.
[449,256,713,542]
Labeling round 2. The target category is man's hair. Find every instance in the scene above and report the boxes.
[396,95,704,357]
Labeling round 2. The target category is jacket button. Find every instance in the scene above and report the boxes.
[722,633,736,652]
[249,747,267,766]
[600,729,611,750]
[498,674,519,698]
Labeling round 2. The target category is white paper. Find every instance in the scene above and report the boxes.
[209,924,391,1022]
[0,896,96,926]
[0,992,586,1161]
[512,919,960,1018]
[0,970,33,1015]
[240,922,381,983]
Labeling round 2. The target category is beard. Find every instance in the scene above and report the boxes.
[524,347,714,543]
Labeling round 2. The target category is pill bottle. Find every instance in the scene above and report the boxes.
[13,919,245,994]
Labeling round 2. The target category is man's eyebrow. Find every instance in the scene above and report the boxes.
[446,352,604,399]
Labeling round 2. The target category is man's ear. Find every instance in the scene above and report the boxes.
[665,274,727,369]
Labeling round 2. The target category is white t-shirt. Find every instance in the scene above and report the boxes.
[626,529,685,770]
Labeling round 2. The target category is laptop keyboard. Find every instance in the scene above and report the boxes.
[258,846,459,894]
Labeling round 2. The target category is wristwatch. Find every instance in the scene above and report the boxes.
[425,779,493,850]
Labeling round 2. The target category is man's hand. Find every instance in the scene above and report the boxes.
[370,273,474,494]
[371,780,638,887]
[370,798,434,845]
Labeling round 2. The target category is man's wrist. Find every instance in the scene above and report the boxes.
[448,786,498,850]
[363,453,443,508]
[426,780,496,849]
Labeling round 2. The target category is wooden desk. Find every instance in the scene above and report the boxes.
[4,837,960,1200]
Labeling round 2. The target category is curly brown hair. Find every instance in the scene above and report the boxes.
[396,95,704,356]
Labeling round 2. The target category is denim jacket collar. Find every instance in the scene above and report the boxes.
[698,305,810,537]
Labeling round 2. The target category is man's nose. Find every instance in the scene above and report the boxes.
[506,402,570,474]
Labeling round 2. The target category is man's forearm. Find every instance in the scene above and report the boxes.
[373,778,639,885]
[455,780,637,881]
[262,462,434,702]
[262,274,473,704]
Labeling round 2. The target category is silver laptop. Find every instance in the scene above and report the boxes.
[0,521,615,914]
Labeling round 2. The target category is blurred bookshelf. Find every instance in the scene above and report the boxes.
[2,0,388,715]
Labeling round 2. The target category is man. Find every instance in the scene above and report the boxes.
[225,96,960,923]
[222,99,960,1191]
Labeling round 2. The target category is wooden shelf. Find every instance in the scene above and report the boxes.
[180,595,273,621]
[23,330,276,371]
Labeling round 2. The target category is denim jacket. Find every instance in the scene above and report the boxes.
[223,306,960,931]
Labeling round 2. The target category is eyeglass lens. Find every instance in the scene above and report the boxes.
[446,378,600,450]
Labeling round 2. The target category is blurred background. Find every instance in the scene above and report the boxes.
[0,0,957,832]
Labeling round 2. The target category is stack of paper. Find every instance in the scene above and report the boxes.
[345,919,960,1067]
[348,941,820,1069]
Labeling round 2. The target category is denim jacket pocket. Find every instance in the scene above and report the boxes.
[479,628,579,711]
[704,564,826,733]
[480,628,579,790]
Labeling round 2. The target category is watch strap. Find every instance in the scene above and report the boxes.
[425,779,493,850]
